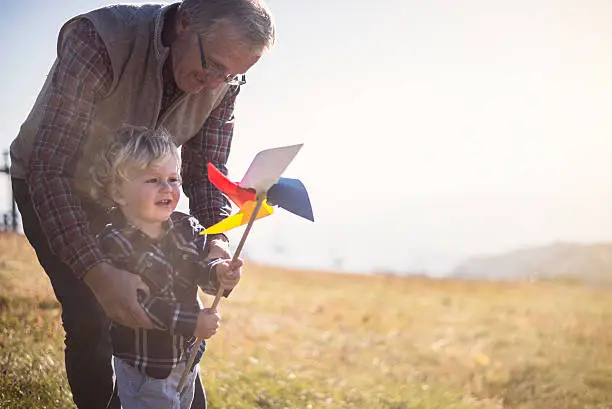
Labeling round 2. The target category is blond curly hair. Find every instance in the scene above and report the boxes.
[89,126,180,208]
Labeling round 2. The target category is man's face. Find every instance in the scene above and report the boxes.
[172,17,263,93]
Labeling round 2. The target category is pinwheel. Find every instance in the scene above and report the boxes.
[177,143,314,392]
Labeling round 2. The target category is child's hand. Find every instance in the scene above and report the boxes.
[215,258,243,290]
[194,308,221,339]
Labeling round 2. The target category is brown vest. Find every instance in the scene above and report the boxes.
[10,3,229,195]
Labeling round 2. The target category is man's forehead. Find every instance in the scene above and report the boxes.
[205,23,262,64]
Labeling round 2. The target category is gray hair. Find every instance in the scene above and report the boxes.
[89,126,180,207]
[179,0,276,51]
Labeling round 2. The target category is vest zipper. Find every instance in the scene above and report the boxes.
[158,91,189,127]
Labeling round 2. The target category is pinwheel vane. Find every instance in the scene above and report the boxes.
[177,144,314,392]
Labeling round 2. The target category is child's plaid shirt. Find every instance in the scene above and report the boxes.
[97,210,227,379]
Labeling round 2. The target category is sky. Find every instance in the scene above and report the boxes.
[1,0,612,275]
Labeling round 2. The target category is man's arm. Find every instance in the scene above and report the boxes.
[28,19,112,277]
[28,20,152,329]
[181,86,241,258]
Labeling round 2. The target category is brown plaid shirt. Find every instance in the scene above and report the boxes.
[98,210,221,379]
[27,19,238,278]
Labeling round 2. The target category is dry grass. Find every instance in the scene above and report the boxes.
[1,232,612,408]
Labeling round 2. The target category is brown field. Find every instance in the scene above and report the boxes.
[1,231,612,408]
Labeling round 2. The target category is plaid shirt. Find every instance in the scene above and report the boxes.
[27,18,237,279]
[98,210,224,379]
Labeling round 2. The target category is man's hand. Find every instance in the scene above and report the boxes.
[83,262,154,329]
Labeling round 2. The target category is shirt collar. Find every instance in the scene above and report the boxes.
[152,3,180,61]
[108,208,174,241]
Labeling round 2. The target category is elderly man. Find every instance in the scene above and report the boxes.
[9,1,275,408]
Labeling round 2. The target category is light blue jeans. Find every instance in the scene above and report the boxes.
[113,357,199,409]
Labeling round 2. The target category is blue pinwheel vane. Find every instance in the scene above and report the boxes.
[178,144,314,392]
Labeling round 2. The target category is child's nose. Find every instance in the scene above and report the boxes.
[158,180,173,190]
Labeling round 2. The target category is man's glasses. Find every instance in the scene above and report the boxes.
[198,36,246,86]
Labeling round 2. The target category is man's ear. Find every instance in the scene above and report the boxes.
[175,9,191,36]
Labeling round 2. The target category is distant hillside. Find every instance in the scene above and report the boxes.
[452,242,612,283]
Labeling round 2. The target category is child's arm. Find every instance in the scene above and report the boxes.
[176,216,241,296]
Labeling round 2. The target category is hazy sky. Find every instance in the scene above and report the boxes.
[1,1,612,274]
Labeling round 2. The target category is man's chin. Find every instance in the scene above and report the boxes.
[179,81,220,94]
[179,85,202,94]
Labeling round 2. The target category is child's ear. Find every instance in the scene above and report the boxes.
[109,184,127,206]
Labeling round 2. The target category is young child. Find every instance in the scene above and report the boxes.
[89,126,242,408]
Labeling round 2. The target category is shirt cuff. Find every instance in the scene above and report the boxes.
[206,233,229,245]
[173,308,200,338]
[67,241,110,280]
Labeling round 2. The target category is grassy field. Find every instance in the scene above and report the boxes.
[2,232,612,408]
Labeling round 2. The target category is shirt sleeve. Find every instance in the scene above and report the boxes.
[180,86,240,229]
[169,214,230,298]
[27,19,113,279]
[197,257,228,296]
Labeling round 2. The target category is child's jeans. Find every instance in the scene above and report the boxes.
[113,357,199,409]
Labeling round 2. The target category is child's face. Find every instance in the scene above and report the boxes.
[113,155,181,236]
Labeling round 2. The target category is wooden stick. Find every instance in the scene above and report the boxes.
[177,194,265,393]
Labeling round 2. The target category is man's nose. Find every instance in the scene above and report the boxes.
[204,74,226,90]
